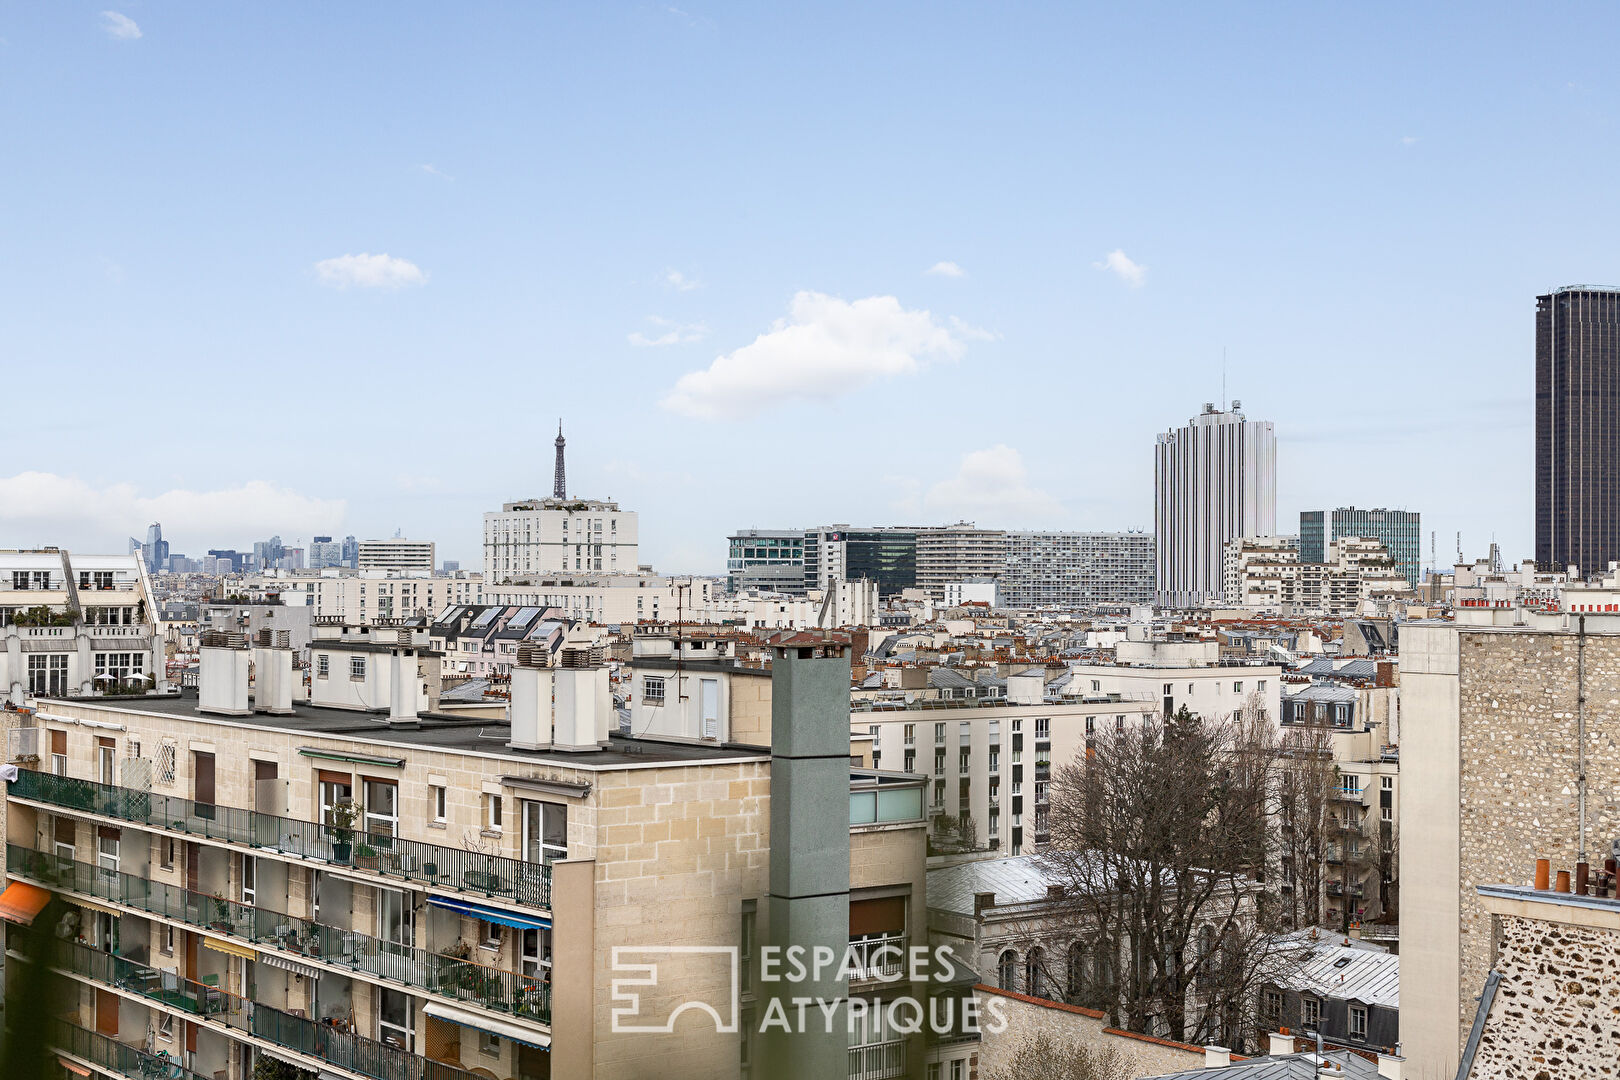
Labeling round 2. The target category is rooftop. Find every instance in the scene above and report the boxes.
[35,689,769,771]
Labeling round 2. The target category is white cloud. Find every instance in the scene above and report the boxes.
[629,316,709,348]
[0,473,346,549]
[1401,135,1420,146]
[314,253,427,290]
[1094,249,1146,287]
[100,11,141,39]
[417,163,453,180]
[664,268,701,292]
[661,291,968,419]
[921,445,1064,521]
[926,261,966,278]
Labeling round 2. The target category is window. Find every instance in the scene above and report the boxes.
[740,907,755,994]
[1035,717,1050,739]
[1085,716,1095,736]
[98,738,115,786]
[161,924,175,955]
[378,888,414,948]
[1382,804,1393,822]
[1258,680,1267,691]
[1349,1004,1367,1039]
[364,779,399,838]
[959,750,970,774]
[1162,683,1172,694]
[487,794,503,831]
[521,800,567,862]
[478,1031,500,1055]
[952,1062,964,1080]
[159,836,174,870]
[928,1066,941,1080]
[934,749,945,775]
[157,1013,173,1040]
[480,919,503,948]
[997,950,1018,990]
[1233,681,1244,694]
[643,676,665,705]
[241,856,256,906]
[97,830,120,879]
[903,750,915,773]
[432,785,447,822]
[350,655,367,679]
[318,774,353,828]
[316,654,330,677]
[377,988,415,1052]
[1264,989,1282,1020]
[50,729,66,776]
[1025,947,1047,998]
[903,724,915,745]
[1091,680,1101,692]
[1303,996,1320,1029]
[934,723,946,743]
[521,926,552,980]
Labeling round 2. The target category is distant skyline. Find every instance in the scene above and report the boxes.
[4,5,1616,573]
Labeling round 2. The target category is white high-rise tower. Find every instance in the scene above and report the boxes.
[1154,401,1276,607]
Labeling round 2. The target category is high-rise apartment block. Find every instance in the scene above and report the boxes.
[914,524,1006,600]
[1299,508,1422,588]
[483,500,639,583]
[357,538,437,574]
[999,531,1154,609]
[1154,402,1276,607]
[803,528,918,597]
[1536,286,1620,576]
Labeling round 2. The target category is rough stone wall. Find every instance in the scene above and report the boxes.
[974,986,1206,1078]
[1469,914,1620,1078]
[1456,631,1620,1046]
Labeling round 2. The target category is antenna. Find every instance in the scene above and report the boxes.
[1221,347,1227,411]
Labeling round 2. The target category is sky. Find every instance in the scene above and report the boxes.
[3,3,1618,574]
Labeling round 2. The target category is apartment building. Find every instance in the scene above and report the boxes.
[1224,537,1411,616]
[1065,638,1282,729]
[482,499,640,584]
[244,570,486,625]
[1,628,959,1080]
[357,540,438,574]
[914,525,1006,601]
[1399,615,1620,1078]
[0,551,163,703]
[856,681,1157,857]
[999,531,1155,610]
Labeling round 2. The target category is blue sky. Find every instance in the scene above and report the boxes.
[2,3,1616,573]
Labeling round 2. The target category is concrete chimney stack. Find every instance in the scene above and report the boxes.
[388,645,419,729]
[198,631,251,716]
[251,630,294,715]
[552,647,610,752]
[1203,1046,1231,1068]
[1376,1048,1404,1080]
[1268,1031,1296,1056]
[509,644,554,751]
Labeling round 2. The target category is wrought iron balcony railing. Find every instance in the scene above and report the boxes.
[47,1017,213,1080]
[8,768,550,908]
[845,934,907,983]
[7,845,550,1026]
[848,1038,907,1080]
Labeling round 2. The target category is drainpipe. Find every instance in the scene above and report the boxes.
[1578,615,1588,865]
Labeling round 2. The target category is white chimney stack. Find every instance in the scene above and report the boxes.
[1006,670,1044,705]
[252,634,294,715]
[1268,1032,1296,1056]
[388,647,419,728]
[1376,1049,1404,1080]
[508,657,554,751]
[199,632,251,716]
[553,655,610,752]
[1203,1046,1231,1068]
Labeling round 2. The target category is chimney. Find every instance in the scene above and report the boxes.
[1268,1031,1296,1056]
[251,630,294,715]
[1046,884,1066,901]
[760,638,851,1080]
[1203,1046,1231,1068]
[198,631,251,716]
[1006,670,1043,705]
[974,891,997,916]
[553,647,610,752]
[388,644,419,729]
[508,644,554,751]
[1535,858,1550,890]
[1376,1048,1404,1080]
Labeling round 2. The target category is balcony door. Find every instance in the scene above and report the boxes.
[193,751,215,821]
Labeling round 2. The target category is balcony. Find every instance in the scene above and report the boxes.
[50,1017,214,1080]
[20,932,476,1080]
[8,844,550,1025]
[846,933,906,983]
[8,769,551,908]
[848,1039,907,1080]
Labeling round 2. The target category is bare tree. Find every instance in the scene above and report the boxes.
[1273,720,1338,930]
[982,1030,1133,1080]
[1041,706,1298,1052]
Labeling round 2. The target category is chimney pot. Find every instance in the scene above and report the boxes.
[1535,858,1550,890]
[1576,861,1590,895]
[1555,869,1571,893]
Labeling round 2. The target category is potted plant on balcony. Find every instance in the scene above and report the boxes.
[354,843,380,870]
[327,800,360,864]
[210,895,233,932]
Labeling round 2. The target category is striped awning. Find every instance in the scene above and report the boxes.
[422,1001,550,1050]
[0,881,51,925]
[57,1059,91,1077]
[72,897,121,918]
[203,937,257,960]
[256,950,324,981]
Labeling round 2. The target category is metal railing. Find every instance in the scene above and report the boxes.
[846,934,907,982]
[47,1017,213,1080]
[8,769,551,908]
[848,1039,907,1080]
[26,932,478,1080]
[8,845,550,1025]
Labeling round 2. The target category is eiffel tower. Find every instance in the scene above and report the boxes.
[553,421,567,499]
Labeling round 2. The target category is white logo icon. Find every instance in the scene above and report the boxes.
[610,945,740,1033]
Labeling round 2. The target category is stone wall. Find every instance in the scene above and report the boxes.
[1468,912,1620,1078]
[1455,630,1620,1048]
[973,985,1207,1078]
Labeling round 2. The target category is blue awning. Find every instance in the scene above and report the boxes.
[427,896,551,931]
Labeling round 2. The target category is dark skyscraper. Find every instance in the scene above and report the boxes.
[1537,287,1620,574]
[553,420,567,499]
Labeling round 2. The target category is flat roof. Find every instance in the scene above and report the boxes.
[36,690,769,770]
